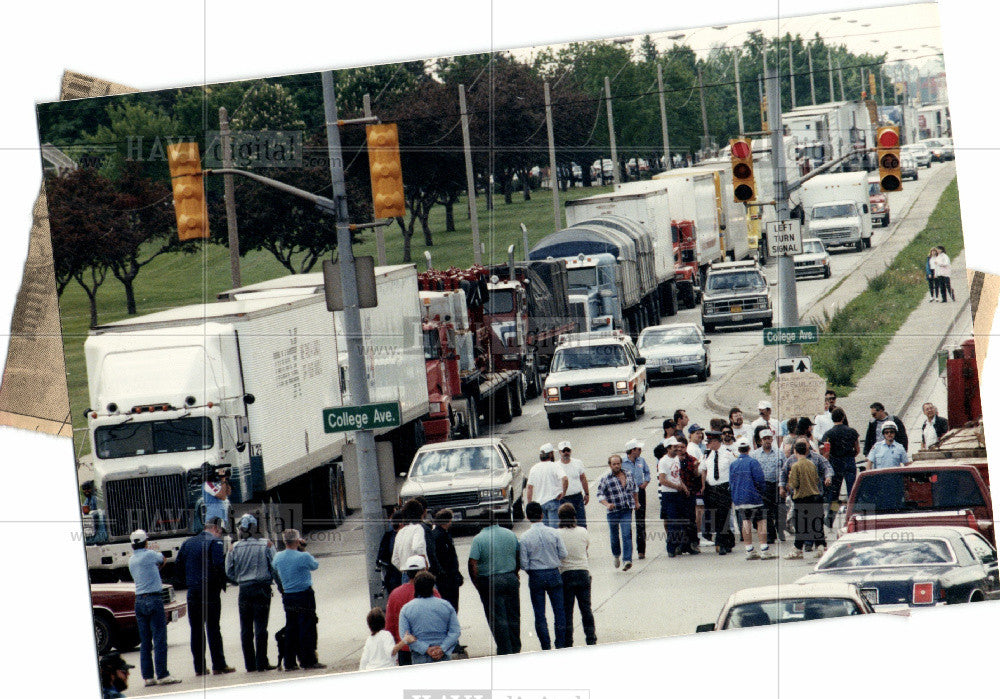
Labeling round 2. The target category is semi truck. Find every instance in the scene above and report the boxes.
[794,171,873,252]
[783,101,874,173]
[81,265,429,578]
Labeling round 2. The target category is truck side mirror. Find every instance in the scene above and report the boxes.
[703,339,711,345]
[862,204,869,214]
[696,623,716,633]
[244,394,256,405]
[636,357,647,366]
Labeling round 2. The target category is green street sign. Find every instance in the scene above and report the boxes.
[763,325,820,346]
[322,401,401,433]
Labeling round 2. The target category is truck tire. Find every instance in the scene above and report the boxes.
[663,282,678,317]
[462,396,479,438]
[855,239,864,252]
[762,317,773,329]
[513,494,525,521]
[511,381,523,417]
[703,322,714,334]
[547,413,565,429]
[489,387,512,425]
[624,400,638,422]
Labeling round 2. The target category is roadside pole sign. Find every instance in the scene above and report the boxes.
[776,356,812,375]
[322,401,401,434]
[766,219,803,257]
[770,371,827,420]
[763,325,820,346]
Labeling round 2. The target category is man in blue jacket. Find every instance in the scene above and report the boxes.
[729,438,773,560]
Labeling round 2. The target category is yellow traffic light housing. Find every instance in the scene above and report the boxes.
[166,142,209,240]
[730,137,757,203]
[366,123,405,219]
[876,126,902,193]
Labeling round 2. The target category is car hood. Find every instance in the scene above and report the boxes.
[800,565,957,586]
[402,470,511,494]
[545,367,633,385]
[639,345,704,360]
[794,252,827,263]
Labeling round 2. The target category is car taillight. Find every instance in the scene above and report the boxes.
[966,509,978,530]
[912,582,934,605]
[846,515,857,533]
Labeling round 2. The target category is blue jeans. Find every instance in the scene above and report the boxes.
[563,492,587,528]
[606,508,633,562]
[527,568,566,649]
[135,593,169,680]
[542,499,561,528]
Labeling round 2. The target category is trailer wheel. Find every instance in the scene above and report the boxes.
[511,381,523,417]
[463,396,479,438]
[663,282,679,317]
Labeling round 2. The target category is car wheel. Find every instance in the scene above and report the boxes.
[697,364,708,382]
[882,214,890,227]
[500,497,515,529]
[913,171,918,181]
[969,589,986,603]
[94,613,115,655]
[624,398,639,422]
[823,265,832,279]
[547,413,564,429]
[513,494,525,521]
[706,362,711,378]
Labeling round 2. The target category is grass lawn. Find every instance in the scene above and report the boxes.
[58,183,613,452]
[803,177,963,395]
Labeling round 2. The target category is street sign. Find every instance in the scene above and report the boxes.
[322,401,401,433]
[766,219,803,257]
[770,371,827,420]
[763,325,820,346]
[776,356,812,375]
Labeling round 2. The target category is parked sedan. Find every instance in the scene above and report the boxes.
[794,238,832,279]
[696,582,873,632]
[637,323,711,382]
[92,583,186,654]
[797,526,1000,610]
[900,152,918,181]
[398,438,525,527]
[921,138,953,162]
[902,143,932,169]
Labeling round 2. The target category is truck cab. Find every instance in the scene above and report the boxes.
[807,199,869,251]
[563,253,620,331]
[700,260,773,334]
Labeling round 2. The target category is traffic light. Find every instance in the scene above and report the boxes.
[876,126,902,193]
[366,123,405,219]
[730,137,756,203]
[166,142,209,240]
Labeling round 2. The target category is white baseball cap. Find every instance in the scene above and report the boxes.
[881,421,898,433]
[759,429,774,438]
[539,443,555,454]
[557,441,572,452]
[757,400,772,411]
[736,437,752,449]
[661,437,679,448]
[624,439,644,452]
[129,529,148,544]
[403,555,427,572]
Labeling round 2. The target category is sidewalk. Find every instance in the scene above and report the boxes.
[706,163,962,428]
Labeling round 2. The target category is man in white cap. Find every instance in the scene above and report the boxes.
[526,443,568,528]
[750,400,781,447]
[729,438,773,559]
[127,529,181,687]
[225,514,276,672]
[656,438,687,557]
[622,439,651,559]
[557,441,589,528]
[866,421,912,470]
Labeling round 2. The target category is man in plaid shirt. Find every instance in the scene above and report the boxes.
[596,454,639,571]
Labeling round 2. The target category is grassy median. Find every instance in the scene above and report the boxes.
[805,177,963,395]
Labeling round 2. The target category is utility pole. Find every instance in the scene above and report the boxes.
[766,65,801,359]
[604,77,620,184]
[827,49,835,101]
[363,94,387,266]
[320,71,383,608]
[837,60,845,101]
[880,69,886,105]
[459,84,482,265]
[543,81,559,236]
[807,46,817,105]
[734,52,745,134]
[696,66,710,156]
[758,75,765,129]
[218,107,241,289]
[657,64,671,170]
[788,42,796,109]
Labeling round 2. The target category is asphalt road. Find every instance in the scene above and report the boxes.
[120,161,951,695]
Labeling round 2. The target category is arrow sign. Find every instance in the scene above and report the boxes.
[776,356,813,375]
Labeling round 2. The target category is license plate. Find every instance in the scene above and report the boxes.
[732,313,744,322]
[579,402,597,411]
[730,305,743,313]
[861,588,879,605]
[451,511,463,521]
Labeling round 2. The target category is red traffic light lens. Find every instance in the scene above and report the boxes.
[733,163,752,179]
[880,175,901,192]
[731,140,751,158]
[734,184,754,201]
[878,129,899,148]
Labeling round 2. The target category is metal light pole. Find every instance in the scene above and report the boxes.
[766,65,801,359]
[604,76,620,184]
[218,107,242,289]
[544,81,559,235]
[459,84,482,265]
[657,64,671,170]
[321,71,383,608]
[734,51,744,135]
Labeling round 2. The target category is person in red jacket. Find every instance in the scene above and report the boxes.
[384,555,440,666]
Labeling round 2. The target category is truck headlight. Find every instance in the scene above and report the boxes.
[82,514,96,538]
[616,380,631,395]
[479,487,506,500]
[545,387,560,402]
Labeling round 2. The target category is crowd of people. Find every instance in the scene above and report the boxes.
[100,395,951,695]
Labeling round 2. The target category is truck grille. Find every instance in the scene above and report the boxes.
[561,383,616,400]
[423,491,481,511]
[816,228,856,242]
[105,474,191,538]
[707,296,767,315]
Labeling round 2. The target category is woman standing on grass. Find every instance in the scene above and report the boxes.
[926,247,938,301]
[935,245,955,302]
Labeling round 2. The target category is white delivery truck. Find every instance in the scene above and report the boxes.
[82,265,428,578]
[794,171,873,252]
[785,101,873,172]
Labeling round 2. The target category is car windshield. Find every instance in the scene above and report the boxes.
[638,327,700,348]
[94,416,214,459]
[852,470,986,514]
[799,240,825,255]
[724,598,863,628]
[410,446,504,477]
[705,271,766,292]
[550,344,630,371]
[818,539,954,570]
[811,203,856,220]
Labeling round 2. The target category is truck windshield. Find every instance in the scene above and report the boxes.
[94,416,214,459]
[852,470,986,514]
[811,203,856,220]
[567,267,598,289]
[705,271,766,292]
[486,290,514,315]
[550,344,629,371]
